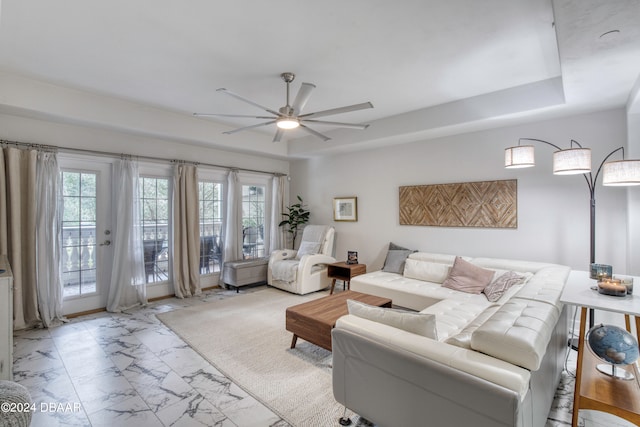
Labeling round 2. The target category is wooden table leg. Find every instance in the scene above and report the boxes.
[290,334,298,349]
[572,307,588,427]
[330,278,337,295]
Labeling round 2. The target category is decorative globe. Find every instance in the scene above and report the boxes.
[587,324,639,366]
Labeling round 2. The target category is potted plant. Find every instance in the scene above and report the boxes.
[279,195,310,249]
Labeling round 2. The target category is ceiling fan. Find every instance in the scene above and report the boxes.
[194,72,374,142]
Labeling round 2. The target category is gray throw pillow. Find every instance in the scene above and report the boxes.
[382,243,414,274]
[389,242,410,251]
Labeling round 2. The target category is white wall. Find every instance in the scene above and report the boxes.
[290,109,634,273]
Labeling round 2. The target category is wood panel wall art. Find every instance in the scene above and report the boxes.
[399,179,517,228]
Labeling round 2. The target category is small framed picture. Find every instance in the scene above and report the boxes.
[333,197,358,222]
[347,251,358,265]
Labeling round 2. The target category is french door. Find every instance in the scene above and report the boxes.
[59,158,112,315]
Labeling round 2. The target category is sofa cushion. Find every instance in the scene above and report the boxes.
[470,298,561,370]
[350,271,489,311]
[442,256,494,294]
[347,299,437,339]
[407,252,462,264]
[512,266,569,309]
[420,298,492,340]
[382,242,414,274]
[483,271,528,302]
[403,258,451,284]
[445,305,501,349]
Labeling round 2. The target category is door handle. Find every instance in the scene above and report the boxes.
[100,240,111,246]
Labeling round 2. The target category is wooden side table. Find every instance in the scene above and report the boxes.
[560,271,640,426]
[328,262,366,294]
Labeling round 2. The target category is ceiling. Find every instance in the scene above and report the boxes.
[0,0,639,158]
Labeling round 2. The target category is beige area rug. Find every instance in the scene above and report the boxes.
[157,287,354,426]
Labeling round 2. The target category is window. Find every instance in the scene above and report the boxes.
[241,184,265,259]
[140,176,170,283]
[199,181,223,274]
[61,171,98,297]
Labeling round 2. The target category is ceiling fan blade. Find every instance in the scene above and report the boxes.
[273,129,284,143]
[299,123,331,142]
[299,101,374,119]
[223,120,277,135]
[194,113,276,119]
[217,88,281,116]
[291,83,316,115]
[301,119,369,130]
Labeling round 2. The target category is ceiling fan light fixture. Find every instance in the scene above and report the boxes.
[276,117,300,130]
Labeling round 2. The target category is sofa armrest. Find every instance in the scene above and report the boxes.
[335,314,530,397]
[332,323,527,427]
[268,249,297,265]
[297,254,336,277]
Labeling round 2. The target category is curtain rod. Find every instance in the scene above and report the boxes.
[0,139,287,177]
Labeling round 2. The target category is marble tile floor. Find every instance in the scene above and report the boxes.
[11,284,638,427]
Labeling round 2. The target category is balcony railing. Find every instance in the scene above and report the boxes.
[62,223,224,296]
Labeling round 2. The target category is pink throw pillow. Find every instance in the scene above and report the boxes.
[442,256,494,294]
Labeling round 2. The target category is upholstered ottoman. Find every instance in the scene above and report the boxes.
[222,258,269,292]
[0,380,33,427]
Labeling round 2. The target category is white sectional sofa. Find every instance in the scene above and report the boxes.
[332,251,571,427]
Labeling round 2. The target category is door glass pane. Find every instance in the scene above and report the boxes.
[198,181,223,273]
[241,185,265,259]
[61,171,97,298]
[140,176,170,283]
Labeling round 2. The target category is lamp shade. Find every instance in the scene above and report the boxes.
[553,148,591,175]
[602,160,640,186]
[505,145,535,168]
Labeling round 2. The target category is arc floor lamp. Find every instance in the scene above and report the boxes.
[504,138,640,325]
[505,138,640,264]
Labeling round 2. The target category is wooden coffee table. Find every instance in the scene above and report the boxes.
[285,290,392,351]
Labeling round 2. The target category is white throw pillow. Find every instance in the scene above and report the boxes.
[295,242,321,260]
[403,258,452,284]
[347,300,438,339]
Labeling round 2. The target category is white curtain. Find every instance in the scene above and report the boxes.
[107,159,147,312]
[269,175,287,253]
[222,170,242,266]
[172,163,201,298]
[0,146,39,329]
[35,151,65,327]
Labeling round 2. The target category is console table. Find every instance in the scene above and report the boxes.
[560,271,640,426]
[328,262,366,294]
